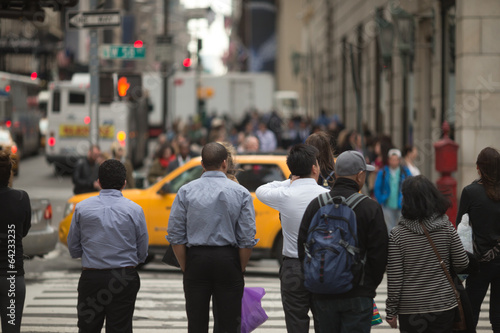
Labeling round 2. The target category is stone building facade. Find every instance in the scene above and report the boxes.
[275,0,500,190]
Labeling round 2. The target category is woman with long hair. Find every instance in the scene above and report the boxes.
[457,147,500,332]
[305,131,336,189]
[386,175,469,332]
[0,150,31,332]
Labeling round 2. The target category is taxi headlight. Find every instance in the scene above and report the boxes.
[63,202,75,218]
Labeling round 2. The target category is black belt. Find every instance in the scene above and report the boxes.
[82,266,135,271]
[283,256,299,261]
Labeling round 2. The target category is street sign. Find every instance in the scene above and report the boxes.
[67,10,121,30]
[99,44,146,59]
[155,36,173,62]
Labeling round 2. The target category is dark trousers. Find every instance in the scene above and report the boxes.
[279,258,314,333]
[312,296,372,333]
[0,275,25,333]
[466,258,500,332]
[398,308,455,333]
[77,268,140,333]
[183,246,244,333]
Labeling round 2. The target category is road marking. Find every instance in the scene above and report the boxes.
[22,270,492,333]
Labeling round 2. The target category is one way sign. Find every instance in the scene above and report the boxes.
[67,10,121,30]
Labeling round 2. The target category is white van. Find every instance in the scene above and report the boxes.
[274,90,303,119]
[45,73,148,174]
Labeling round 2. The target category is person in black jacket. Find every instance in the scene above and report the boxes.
[72,145,101,194]
[457,146,500,332]
[0,150,31,333]
[298,150,388,333]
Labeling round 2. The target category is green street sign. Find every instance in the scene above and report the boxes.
[99,44,146,59]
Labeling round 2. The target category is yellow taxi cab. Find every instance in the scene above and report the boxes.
[0,126,19,175]
[59,154,291,264]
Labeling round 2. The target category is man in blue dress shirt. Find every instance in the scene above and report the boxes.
[167,142,257,333]
[67,159,149,333]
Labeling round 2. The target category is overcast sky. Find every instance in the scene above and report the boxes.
[181,0,232,74]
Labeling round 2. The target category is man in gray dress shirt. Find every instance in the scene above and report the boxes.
[68,159,149,333]
[167,142,257,333]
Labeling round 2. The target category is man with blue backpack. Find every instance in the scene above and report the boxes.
[297,150,388,333]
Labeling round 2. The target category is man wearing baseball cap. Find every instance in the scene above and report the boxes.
[374,148,412,234]
[297,150,388,333]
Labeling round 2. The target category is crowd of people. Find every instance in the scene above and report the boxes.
[1,106,500,333]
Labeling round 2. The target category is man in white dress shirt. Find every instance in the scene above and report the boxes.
[256,144,329,333]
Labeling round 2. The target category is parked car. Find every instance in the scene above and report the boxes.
[25,198,58,258]
[0,126,19,175]
[59,154,291,264]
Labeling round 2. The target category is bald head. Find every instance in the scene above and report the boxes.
[243,136,259,152]
[201,142,228,170]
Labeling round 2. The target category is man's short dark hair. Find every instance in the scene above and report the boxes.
[98,159,126,190]
[201,142,228,170]
[287,144,319,177]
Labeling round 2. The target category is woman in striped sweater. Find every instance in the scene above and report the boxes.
[386,175,469,332]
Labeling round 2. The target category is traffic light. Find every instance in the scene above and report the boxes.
[117,77,130,97]
[183,57,192,71]
[116,73,142,100]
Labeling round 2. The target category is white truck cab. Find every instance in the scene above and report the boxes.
[45,73,147,174]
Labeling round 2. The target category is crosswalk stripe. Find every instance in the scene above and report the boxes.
[22,268,492,333]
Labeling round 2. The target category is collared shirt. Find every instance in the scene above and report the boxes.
[256,129,277,152]
[167,171,257,248]
[256,178,329,258]
[67,189,149,269]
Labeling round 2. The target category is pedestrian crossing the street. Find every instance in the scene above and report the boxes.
[22,264,492,333]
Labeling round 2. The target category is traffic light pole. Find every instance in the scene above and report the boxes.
[89,0,100,146]
[162,0,169,133]
[196,38,203,122]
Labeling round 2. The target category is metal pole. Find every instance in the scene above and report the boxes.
[349,43,363,151]
[196,38,203,121]
[162,0,169,133]
[402,55,408,147]
[89,0,99,146]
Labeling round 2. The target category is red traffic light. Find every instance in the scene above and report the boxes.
[134,40,143,48]
[5,85,10,93]
[183,58,192,67]
[31,72,37,80]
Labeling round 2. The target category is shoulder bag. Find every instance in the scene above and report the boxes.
[421,223,469,332]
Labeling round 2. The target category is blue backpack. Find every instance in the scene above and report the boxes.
[303,192,367,294]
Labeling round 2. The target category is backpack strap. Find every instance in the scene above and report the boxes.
[345,192,368,210]
[318,192,333,208]
[325,170,335,181]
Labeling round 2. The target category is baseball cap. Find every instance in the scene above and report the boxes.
[388,148,402,158]
[335,150,375,176]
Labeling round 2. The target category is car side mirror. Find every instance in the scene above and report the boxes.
[157,182,171,195]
